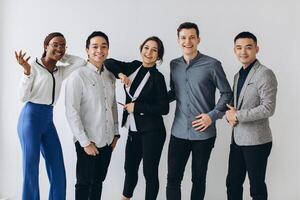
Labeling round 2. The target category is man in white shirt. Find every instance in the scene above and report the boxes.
[65,31,119,200]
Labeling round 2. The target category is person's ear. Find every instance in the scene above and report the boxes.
[86,48,90,58]
[44,44,48,52]
[197,36,201,44]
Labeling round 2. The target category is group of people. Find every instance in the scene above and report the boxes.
[15,22,277,200]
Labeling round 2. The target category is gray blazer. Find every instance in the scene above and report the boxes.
[233,60,278,146]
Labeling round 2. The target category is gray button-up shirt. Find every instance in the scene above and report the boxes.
[169,52,232,140]
[65,62,119,148]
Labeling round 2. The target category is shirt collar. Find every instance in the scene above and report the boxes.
[35,58,58,73]
[181,51,202,64]
[239,59,257,75]
[141,63,157,72]
[87,62,105,74]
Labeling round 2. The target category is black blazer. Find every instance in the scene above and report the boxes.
[105,58,169,132]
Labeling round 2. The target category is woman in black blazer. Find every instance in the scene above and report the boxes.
[105,36,169,200]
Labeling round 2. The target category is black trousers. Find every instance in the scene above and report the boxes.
[226,140,272,200]
[75,141,112,200]
[123,129,166,200]
[166,135,216,200]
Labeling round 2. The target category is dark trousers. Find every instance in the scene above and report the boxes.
[123,129,166,200]
[75,141,112,200]
[226,140,272,200]
[166,135,216,200]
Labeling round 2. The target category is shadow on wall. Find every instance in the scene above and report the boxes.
[0,197,9,200]
[0,196,18,200]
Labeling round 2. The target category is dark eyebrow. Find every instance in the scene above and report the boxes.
[235,44,253,47]
[91,42,107,46]
[51,41,65,44]
[90,44,106,47]
[144,45,157,50]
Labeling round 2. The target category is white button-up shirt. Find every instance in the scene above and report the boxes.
[18,54,85,105]
[65,62,119,148]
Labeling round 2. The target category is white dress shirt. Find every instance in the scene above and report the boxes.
[65,62,119,148]
[18,54,85,105]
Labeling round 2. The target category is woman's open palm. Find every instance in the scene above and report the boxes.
[15,50,31,75]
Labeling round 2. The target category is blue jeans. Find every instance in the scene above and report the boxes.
[17,102,66,200]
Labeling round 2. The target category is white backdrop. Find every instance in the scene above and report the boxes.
[1,0,299,199]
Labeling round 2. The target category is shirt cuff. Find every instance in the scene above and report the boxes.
[207,110,223,122]
[59,54,70,63]
[76,134,91,147]
[22,73,32,80]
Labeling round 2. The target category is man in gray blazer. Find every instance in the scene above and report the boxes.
[225,32,277,200]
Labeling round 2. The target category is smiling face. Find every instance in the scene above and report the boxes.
[44,36,66,61]
[140,40,159,67]
[86,36,109,67]
[178,28,200,58]
[234,38,259,68]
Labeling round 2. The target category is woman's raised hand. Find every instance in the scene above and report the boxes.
[118,73,131,87]
[15,50,31,75]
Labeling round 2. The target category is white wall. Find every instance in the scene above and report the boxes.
[1,0,299,199]
[0,2,5,199]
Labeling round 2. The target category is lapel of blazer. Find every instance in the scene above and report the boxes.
[237,60,260,108]
[136,67,157,101]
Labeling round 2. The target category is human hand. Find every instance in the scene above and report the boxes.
[192,113,212,132]
[226,104,238,127]
[110,137,119,151]
[124,102,134,113]
[83,143,99,156]
[118,73,131,87]
[15,50,31,75]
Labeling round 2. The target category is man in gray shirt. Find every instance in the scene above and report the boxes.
[166,22,233,200]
